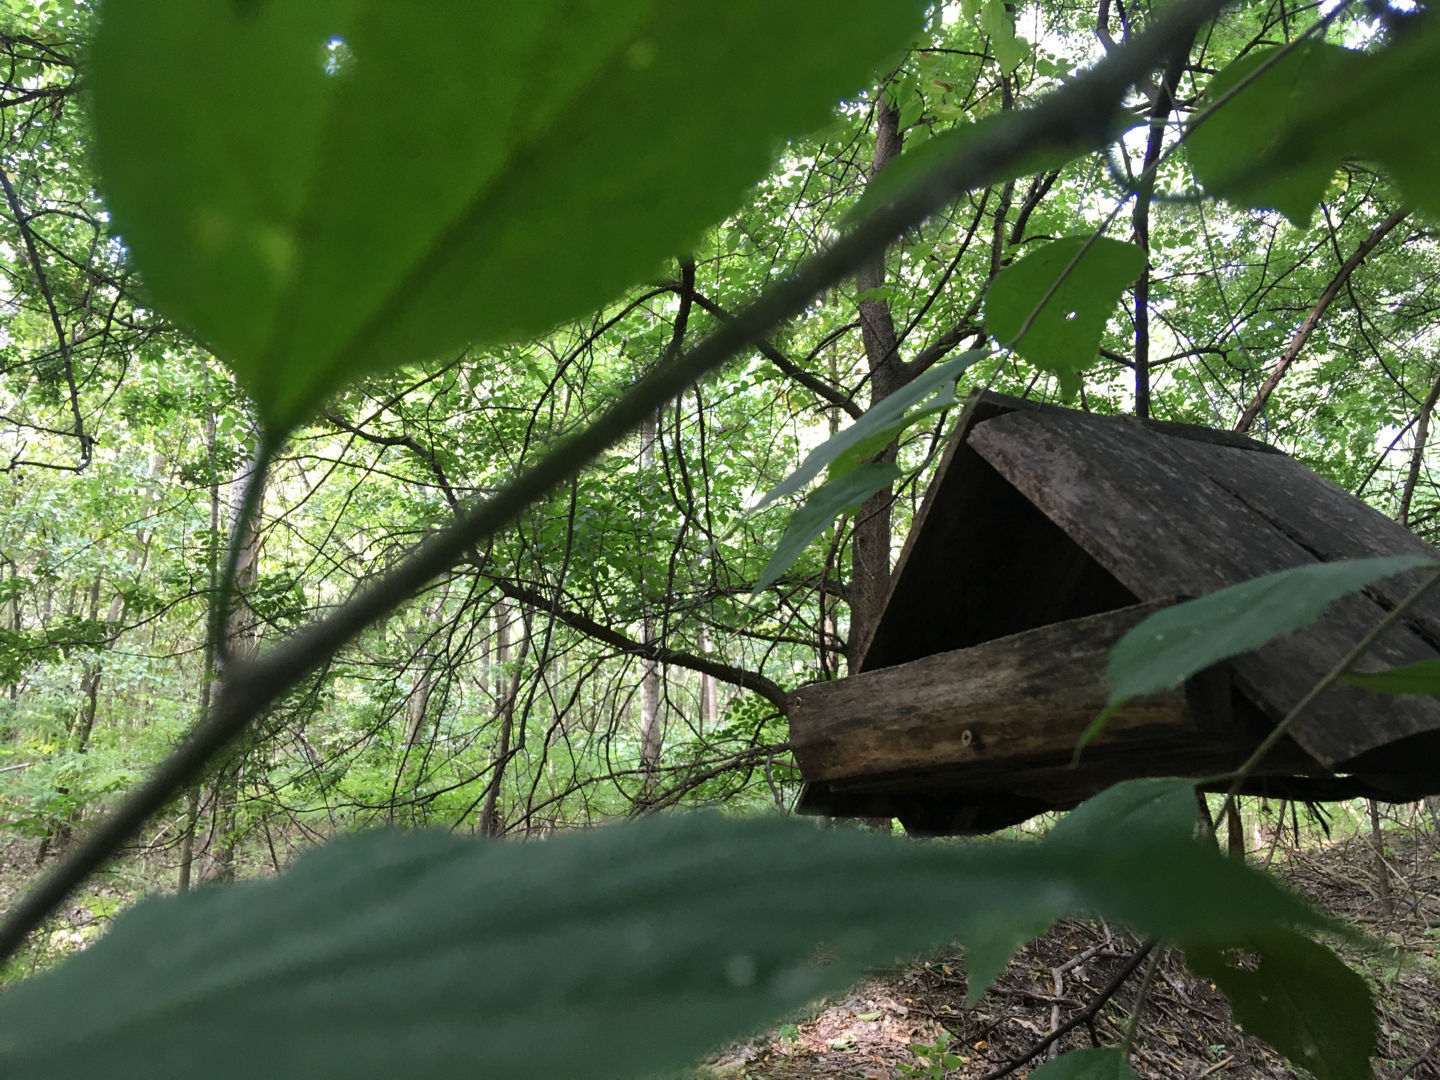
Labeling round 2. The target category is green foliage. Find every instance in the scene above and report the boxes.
[1189,22,1440,224]
[90,0,928,432]
[985,237,1145,395]
[0,780,1364,1079]
[1343,658,1440,695]
[754,461,899,593]
[1102,556,1437,715]
[2,2,1432,1077]
[1029,1047,1141,1079]
[756,350,983,510]
[750,349,983,591]
[899,1031,963,1079]
[847,114,1081,225]
[1188,932,1376,1080]
[1185,42,1350,227]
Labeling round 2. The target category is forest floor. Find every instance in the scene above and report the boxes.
[1,821,1437,1078]
[695,827,1440,1080]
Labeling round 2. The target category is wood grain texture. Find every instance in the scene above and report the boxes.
[966,407,1440,766]
[793,600,1218,783]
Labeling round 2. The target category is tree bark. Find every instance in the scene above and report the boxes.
[1398,369,1440,527]
[1367,799,1394,916]
[1131,46,1189,419]
[638,410,664,797]
[699,626,717,732]
[203,435,265,884]
[480,601,529,836]
[849,91,905,665]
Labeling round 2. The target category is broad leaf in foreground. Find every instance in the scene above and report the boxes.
[1188,23,1440,223]
[1103,556,1436,710]
[1343,658,1440,695]
[753,462,900,593]
[985,236,1144,394]
[754,350,983,509]
[1185,42,1349,227]
[0,783,1348,1080]
[90,0,927,431]
[1188,932,1375,1080]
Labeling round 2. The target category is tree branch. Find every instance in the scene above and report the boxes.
[0,0,1241,960]
[1234,205,1410,433]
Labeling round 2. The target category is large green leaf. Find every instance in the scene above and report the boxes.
[753,461,900,594]
[979,0,1032,75]
[1105,556,1437,706]
[1188,932,1375,1080]
[754,349,984,509]
[1188,24,1440,223]
[1185,42,1350,228]
[985,237,1144,392]
[1281,18,1440,221]
[1046,777,1199,852]
[0,790,1340,1079]
[1343,658,1440,695]
[1080,556,1436,752]
[90,1,927,432]
[1031,1048,1141,1080]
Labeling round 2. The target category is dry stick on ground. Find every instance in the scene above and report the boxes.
[0,0,1243,964]
[975,940,1158,1080]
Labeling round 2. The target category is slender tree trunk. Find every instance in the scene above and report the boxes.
[395,663,434,814]
[203,435,265,885]
[176,786,200,894]
[1394,375,1440,838]
[638,411,664,795]
[1225,800,1245,861]
[1130,46,1188,419]
[1235,207,1409,433]
[1368,799,1394,916]
[848,91,905,666]
[480,602,528,836]
[698,626,717,732]
[1398,369,1440,526]
[180,389,222,892]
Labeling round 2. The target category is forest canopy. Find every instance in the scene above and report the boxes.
[0,0,1436,1076]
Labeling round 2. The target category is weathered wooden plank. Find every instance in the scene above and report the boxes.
[1165,435,1440,644]
[857,392,1138,673]
[791,600,1216,784]
[967,409,1440,766]
[858,391,1280,673]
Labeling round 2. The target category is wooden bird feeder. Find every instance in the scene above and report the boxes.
[789,390,1440,835]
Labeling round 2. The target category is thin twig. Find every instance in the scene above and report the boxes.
[977,940,1157,1080]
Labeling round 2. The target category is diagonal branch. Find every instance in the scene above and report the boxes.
[680,287,863,418]
[1234,205,1410,434]
[0,0,1240,961]
[0,163,92,469]
[485,574,789,713]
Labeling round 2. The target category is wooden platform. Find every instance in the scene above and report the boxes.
[791,390,1440,834]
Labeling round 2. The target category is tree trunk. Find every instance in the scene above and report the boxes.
[180,388,222,892]
[1368,799,1394,916]
[1225,800,1245,861]
[203,435,265,885]
[480,601,528,836]
[638,410,664,796]
[699,626,718,732]
[848,91,905,666]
